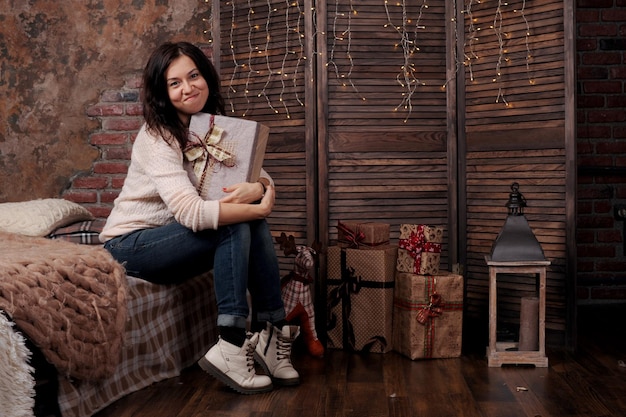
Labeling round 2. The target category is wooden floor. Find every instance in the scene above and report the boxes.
[94,304,626,417]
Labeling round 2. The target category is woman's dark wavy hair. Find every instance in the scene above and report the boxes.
[142,41,226,149]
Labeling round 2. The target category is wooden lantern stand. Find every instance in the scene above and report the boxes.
[485,256,551,367]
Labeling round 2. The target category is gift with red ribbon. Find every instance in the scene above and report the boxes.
[336,221,390,249]
[326,245,397,353]
[397,224,443,275]
[392,272,463,359]
[184,113,269,200]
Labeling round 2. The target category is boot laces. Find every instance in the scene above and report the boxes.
[245,341,256,372]
[276,334,293,362]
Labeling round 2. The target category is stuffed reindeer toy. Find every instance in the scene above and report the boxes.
[276,233,324,357]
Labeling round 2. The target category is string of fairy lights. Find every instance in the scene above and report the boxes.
[383,0,428,122]
[327,0,363,99]
[493,0,507,106]
[463,0,535,107]
[205,0,535,119]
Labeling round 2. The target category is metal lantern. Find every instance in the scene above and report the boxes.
[490,182,546,262]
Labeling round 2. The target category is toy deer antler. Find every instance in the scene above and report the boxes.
[276,232,298,256]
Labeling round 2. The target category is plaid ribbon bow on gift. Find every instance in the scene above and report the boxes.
[416,292,443,324]
[184,114,236,191]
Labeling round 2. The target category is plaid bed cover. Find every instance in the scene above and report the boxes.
[57,272,217,417]
[47,219,106,245]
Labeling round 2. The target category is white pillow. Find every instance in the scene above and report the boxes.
[0,198,94,237]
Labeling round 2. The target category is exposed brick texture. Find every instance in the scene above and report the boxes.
[64,76,141,219]
[576,0,626,302]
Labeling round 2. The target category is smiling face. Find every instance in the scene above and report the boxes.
[165,54,210,126]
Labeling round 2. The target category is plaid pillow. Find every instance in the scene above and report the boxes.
[47,219,106,245]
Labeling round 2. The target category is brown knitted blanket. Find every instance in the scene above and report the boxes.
[0,231,127,381]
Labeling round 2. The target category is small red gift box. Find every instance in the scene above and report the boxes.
[396,224,443,275]
[336,221,390,249]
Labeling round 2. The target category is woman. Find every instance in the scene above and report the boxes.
[99,41,299,394]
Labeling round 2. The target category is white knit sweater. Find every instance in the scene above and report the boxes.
[99,124,270,242]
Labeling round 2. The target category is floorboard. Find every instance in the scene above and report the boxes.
[93,304,626,417]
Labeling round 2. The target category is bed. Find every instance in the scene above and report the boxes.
[0,199,218,417]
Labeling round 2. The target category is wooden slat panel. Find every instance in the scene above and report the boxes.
[324,0,448,129]
[219,0,310,275]
[322,0,451,270]
[461,0,569,344]
[327,150,450,269]
[463,0,565,130]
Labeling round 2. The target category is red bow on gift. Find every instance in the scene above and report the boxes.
[416,293,443,324]
[398,225,441,274]
[337,221,365,248]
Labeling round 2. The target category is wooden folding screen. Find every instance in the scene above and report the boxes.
[212,0,575,346]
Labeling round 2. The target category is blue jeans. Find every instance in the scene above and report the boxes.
[104,220,285,329]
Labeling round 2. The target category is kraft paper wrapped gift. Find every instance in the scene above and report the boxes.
[397,224,443,275]
[184,113,269,200]
[336,221,390,249]
[393,272,463,359]
[326,245,397,353]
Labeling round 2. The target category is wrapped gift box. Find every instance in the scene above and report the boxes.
[184,113,269,200]
[393,271,463,359]
[337,221,390,249]
[397,224,443,275]
[326,245,397,353]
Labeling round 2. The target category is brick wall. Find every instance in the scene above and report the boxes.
[63,75,142,219]
[576,0,626,303]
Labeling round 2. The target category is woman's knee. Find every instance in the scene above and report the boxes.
[221,222,252,246]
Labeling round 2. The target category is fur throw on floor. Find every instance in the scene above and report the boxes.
[0,231,127,380]
[0,312,35,417]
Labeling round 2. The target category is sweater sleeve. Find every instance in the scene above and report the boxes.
[134,129,220,231]
[259,168,273,186]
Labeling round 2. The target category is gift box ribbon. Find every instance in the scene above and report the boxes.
[184,114,236,191]
[393,276,462,358]
[336,221,389,248]
[336,221,366,248]
[327,248,394,351]
[416,293,443,324]
[398,225,442,274]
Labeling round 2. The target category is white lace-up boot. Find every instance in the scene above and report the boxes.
[254,323,300,386]
[199,332,273,394]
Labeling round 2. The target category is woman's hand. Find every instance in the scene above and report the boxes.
[255,184,275,217]
[220,181,266,204]
[217,183,275,226]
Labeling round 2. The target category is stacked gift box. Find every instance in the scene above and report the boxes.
[326,221,396,353]
[392,224,464,360]
[396,224,443,276]
[326,221,464,358]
